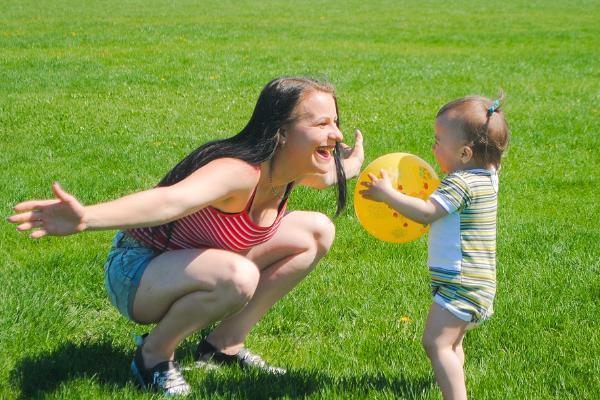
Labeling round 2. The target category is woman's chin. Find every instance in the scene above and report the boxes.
[312,155,332,173]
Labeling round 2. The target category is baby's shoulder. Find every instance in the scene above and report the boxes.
[449,169,493,185]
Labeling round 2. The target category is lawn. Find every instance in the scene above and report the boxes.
[1,0,599,398]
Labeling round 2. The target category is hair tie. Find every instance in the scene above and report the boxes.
[487,99,501,116]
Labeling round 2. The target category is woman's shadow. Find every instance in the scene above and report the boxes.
[10,341,131,398]
[10,340,433,399]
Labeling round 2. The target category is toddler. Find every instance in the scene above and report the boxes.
[360,95,510,400]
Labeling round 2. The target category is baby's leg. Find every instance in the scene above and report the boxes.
[454,335,465,368]
[422,302,470,400]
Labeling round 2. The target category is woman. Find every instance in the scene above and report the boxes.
[9,77,364,396]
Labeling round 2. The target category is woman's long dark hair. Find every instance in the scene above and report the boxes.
[152,77,347,247]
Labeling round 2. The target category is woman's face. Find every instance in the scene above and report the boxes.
[280,91,343,175]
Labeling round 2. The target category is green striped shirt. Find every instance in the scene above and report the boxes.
[428,169,499,321]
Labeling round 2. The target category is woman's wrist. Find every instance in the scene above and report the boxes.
[343,157,363,179]
[79,207,92,232]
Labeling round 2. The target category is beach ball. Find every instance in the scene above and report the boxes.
[354,153,440,243]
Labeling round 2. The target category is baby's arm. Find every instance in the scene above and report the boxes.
[359,169,447,225]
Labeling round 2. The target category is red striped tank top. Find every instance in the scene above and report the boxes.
[127,186,288,253]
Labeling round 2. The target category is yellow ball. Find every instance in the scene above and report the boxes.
[354,152,440,243]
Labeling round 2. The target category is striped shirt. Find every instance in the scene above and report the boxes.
[127,187,288,253]
[428,169,499,321]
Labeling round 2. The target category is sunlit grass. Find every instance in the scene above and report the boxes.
[1,0,598,398]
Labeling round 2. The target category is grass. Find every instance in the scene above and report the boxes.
[1,0,599,398]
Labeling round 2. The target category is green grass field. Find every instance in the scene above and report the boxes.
[1,0,599,398]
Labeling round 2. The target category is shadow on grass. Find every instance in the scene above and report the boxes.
[10,341,131,399]
[198,371,433,399]
[10,340,433,399]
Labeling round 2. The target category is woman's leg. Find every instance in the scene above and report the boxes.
[206,211,335,354]
[422,302,470,400]
[131,248,261,368]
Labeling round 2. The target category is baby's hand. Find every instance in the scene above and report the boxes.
[359,169,394,203]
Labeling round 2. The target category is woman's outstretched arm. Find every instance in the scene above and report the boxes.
[7,158,258,238]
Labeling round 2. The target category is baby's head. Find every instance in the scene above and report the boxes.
[434,95,510,172]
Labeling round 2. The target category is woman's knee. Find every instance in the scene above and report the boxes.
[219,257,260,304]
[306,212,336,256]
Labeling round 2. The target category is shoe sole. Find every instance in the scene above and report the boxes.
[130,360,148,390]
[132,360,191,397]
[192,360,285,375]
[192,360,220,370]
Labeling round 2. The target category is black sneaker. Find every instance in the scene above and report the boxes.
[131,334,191,397]
[194,338,286,375]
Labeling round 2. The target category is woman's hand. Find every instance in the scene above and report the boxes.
[359,169,395,203]
[298,129,365,188]
[339,129,364,179]
[7,182,86,239]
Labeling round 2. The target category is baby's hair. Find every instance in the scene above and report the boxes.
[436,93,510,169]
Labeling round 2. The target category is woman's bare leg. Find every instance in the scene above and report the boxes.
[131,248,260,368]
[206,211,335,354]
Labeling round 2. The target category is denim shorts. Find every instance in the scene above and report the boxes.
[103,231,158,321]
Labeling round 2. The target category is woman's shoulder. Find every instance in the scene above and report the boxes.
[193,158,261,210]
[200,157,261,188]
[205,157,260,172]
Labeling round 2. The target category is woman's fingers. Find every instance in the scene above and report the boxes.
[337,143,353,158]
[338,142,351,153]
[51,182,73,203]
[353,130,364,156]
[9,183,83,238]
[354,129,363,144]
[7,210,43,224]
[30,229,48,239]
[16,220,44,231]
[11,183,71,215]
[13,199,60,213]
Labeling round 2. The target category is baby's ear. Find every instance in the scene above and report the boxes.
[460,146,473,164]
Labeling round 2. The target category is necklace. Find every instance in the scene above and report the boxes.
[268,173,283,195]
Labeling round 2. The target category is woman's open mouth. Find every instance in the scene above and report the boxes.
[315,146,333,160]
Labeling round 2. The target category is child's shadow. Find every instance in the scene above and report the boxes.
[11,341,433,399]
